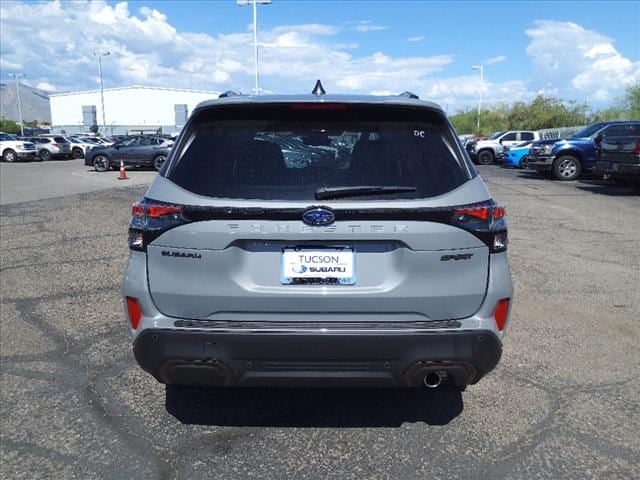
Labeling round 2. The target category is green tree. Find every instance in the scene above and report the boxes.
[0,118,21,134]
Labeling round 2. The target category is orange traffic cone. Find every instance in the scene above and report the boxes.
[117,160,129,180]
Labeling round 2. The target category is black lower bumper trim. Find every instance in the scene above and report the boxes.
[133,328,502,388]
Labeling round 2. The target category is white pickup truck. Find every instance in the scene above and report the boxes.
[0,132,38,162]
[468,130,540,165]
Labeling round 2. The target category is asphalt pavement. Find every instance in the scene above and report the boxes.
[0,162,639,479]
[0,158,156,205]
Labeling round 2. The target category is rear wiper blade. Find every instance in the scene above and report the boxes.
[315,185,417,200]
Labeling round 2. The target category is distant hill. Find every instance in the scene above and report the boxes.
[0,82,52,124]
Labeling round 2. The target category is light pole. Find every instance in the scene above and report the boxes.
[237,0,272,95]
[471,64,484,134]
[8,73,26,136]
[93,51,110,135]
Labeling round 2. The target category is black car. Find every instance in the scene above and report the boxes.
[85,136,172,172]
[596,123,640,187]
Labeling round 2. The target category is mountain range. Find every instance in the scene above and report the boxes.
[0,82,52,124]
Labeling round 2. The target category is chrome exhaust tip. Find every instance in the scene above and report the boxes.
[423,371,443,388]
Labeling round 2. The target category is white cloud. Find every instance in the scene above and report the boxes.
[6,3,632,113]
[485,55,506,66]
[35,82,57,92]
[1,58,24,70]
[525,20,640,101]
[406,36,425,43]
[350,21,388,33]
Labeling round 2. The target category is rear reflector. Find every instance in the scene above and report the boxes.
[493,298,510,331]
[126,297,142,330]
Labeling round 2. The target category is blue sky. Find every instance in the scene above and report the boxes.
[1,0,639,111]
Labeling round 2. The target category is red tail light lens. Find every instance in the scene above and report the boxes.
[126,297,142,330]
[129,199,189,252]
[453,205,505,221]
[635,140,640,158]
[451,202,508,253]
[493,298,510,331]
[147,204,183,218]
[131,202,182,218]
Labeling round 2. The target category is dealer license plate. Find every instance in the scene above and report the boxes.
[281,247,356,285]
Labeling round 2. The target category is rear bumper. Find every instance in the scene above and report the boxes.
[596,161,640,176]
[133,328,502,388]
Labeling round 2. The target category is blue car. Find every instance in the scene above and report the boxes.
[502,141,532,168]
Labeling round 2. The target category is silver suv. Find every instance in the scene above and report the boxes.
[27,135,72,161]
[124,88,513,389]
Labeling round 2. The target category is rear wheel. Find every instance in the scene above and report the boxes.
[153,154,167,171]
[39,149,51,162]
[93,155,110,172]
[2,149,17,162]
[72,147,84,159]
[552,155,581,181]
[476,150,494,165]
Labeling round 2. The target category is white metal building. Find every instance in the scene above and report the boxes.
[49,86,219,136]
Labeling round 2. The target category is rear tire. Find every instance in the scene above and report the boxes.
[39,149,51,162]
[552,155,581,181]
[93,155,110,172]
[476,150,494,165]
[2,149,17,162]
[72,147,84,159]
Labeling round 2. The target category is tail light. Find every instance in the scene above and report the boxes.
[52,143,61,148]
[450,201,508,253]
[129,198,189,251]
[126,297,142,330]
[493,298,510,331]
[635,140,640,159]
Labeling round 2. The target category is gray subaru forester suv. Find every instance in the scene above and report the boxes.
[124,88,513,389]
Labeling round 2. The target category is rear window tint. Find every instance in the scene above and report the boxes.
[166,104,473,201]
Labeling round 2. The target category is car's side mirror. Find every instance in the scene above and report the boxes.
[114,144,121,149]
[594,134,603,143]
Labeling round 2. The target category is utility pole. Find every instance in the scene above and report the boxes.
[237,0,272,95]
[8,73,26,136]
[93,51,110,135]
[471,64,484,134]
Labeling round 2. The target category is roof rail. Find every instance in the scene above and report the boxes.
[398,91,419,99]
[219,90,242,98]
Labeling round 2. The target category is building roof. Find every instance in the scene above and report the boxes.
[49,85,219,97]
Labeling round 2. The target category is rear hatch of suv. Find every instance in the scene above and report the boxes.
[135,101,504,323]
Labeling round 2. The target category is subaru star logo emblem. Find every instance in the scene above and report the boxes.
[302,207,335,226]
[292,264,307,274]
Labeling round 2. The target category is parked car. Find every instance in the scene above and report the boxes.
[0,132,37,162]
[85,135,172,172]
[469,130,540,165]
[124,89,513,390]
[502,141,533,168]
[25,135,72,161]
[527,121,640,180]
[65,136,97,159]
[595,123,640,187]
[76,136,114,147]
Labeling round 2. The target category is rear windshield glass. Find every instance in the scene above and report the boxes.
[166,104,473,201]
[54,137,68,143]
